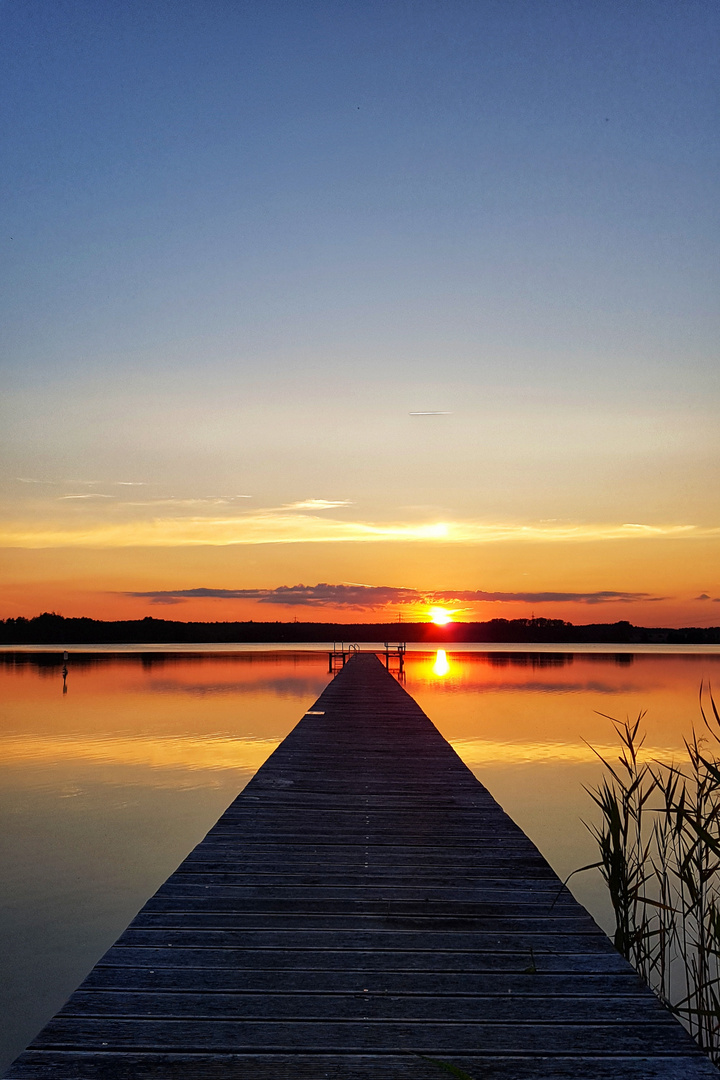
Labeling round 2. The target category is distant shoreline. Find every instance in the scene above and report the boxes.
[2,612,720,646]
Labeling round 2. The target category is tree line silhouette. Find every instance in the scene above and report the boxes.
[2,612,719,645]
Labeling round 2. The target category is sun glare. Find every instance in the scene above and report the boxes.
[433,649,450,677]
[429,607,452,625]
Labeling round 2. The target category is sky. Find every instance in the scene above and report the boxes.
[1,0,719,627]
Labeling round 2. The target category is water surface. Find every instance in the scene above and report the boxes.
[2,645,720,1071]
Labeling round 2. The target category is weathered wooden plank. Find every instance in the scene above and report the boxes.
[114,928,611,951]
[173,859,559,876]
[58,990,672,1023]
[91,946,634,973]
[79,968,644,995]
[183,843,551,857]
[164,860,564,877]
[129,913,597,932]
[199,832,538,846]
[151,883,588,902]
[5,652,716,1079]
[208,811,518,826]
[27,1017,702,1054]
[219,792,500,803]
[196,834,546,847]
[158,869,570,887]
[178,845,557,861]
[139,896,580,916]
[204,804,533,821]
[154,884,572,901]
[8,1054,719,1080]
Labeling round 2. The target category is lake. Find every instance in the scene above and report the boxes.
[2,643,720,1071]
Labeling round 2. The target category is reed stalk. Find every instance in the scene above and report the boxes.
[583,686,720,1061]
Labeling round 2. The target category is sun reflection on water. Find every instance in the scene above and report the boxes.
[433,649,450,677]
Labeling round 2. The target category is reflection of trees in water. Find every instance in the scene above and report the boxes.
[584,652,635,666]
[485,652,633,669]
[487,652,575,668]
[0,651,328,673]
[143,677,327,698]
[0,651,332,697]
[474,679,632,695]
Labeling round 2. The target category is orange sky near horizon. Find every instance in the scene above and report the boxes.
[2,530,719,628]
[2,5,719,634]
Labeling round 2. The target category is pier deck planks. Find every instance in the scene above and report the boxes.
[5,652,718,1079]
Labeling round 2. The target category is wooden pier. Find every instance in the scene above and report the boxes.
[383,641,407,675]
[5,653,718,1078]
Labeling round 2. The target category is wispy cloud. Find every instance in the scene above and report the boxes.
[124,495,256,507]
[0,506,710,549]
[285,499,352,510]
[440,588,664,605]
[16,477,56,485]
[126,583,664,609]
[0,511,447,547]
[141,594,188,606]
[58,494,116,500]
[122,497,238,508]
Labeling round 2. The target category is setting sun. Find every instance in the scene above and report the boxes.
[429,607,453,626]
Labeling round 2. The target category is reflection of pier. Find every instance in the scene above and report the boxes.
[6,654,715,1079]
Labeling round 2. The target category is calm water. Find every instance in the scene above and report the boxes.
[2,644,720,1070]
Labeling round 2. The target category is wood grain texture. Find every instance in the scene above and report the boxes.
[4,653,717,1078]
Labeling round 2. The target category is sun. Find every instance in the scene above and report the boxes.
[429,606,453,626]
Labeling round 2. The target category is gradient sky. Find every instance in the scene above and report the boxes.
[2,0,719,626]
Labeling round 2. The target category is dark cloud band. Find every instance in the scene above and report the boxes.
[126,584,661,608]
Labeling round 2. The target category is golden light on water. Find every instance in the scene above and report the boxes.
[0,734,278,772]
[433,649,450,677]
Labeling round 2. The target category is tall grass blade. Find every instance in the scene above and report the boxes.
[580,690,720,1063]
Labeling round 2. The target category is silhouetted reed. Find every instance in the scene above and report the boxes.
[580,686,720,1060]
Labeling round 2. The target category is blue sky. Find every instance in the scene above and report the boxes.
[2,0,719,624]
